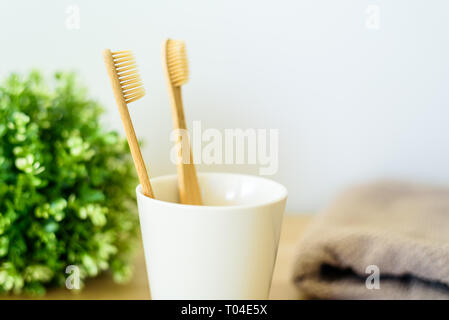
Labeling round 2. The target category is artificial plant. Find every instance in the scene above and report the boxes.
[0,71,139,295]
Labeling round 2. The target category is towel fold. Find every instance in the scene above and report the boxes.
[292,181,449,299]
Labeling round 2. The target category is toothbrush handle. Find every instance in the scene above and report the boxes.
[117,98,154,198]
[170,86,203,205]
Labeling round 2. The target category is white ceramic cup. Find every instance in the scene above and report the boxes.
[136,172,287,300]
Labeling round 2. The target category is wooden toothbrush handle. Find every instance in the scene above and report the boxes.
[170,86,202,205]
[117,100,154,198]
[103,50,154,198]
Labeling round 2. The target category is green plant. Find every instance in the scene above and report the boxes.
[0,71,139,295]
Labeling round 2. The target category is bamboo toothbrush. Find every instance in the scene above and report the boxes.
[162,39,202,205]
[103,49,154,198]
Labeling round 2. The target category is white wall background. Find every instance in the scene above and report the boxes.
[1,0,448,213]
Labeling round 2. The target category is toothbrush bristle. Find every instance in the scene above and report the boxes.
[111,50,145,104]
[166,40,189,87]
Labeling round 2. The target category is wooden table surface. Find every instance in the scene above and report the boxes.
[4,215,313,300]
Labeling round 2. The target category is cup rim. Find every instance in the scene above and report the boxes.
[136,172,288,211]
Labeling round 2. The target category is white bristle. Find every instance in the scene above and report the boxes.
[111,50,145,104]
[166,40,189,87]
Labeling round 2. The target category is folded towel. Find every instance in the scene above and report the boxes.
[292,181,449,299]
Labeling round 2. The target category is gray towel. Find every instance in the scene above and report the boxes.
[292,181,449,299]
